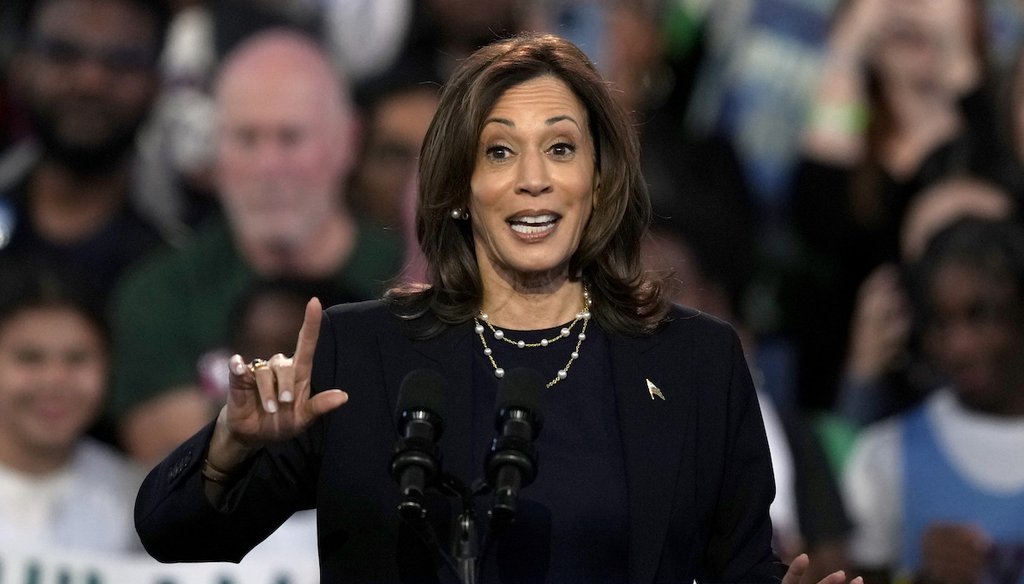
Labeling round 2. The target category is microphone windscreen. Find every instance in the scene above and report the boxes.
[396,368,448,420]
[496,367,544,414]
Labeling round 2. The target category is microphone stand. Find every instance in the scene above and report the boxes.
[399,469,532,584]
[453,508,479,584]
[440,474,480,584]
[399,473,484,584]
[447,475,520,584]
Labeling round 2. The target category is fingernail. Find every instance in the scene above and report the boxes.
[280,391,293,403]
[266,399,278,413]
[230,357,247,376]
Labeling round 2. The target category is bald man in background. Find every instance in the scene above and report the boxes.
[108,29,404,464]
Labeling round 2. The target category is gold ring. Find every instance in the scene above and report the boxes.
[248,358,270,374]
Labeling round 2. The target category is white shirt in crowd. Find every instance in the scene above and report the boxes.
[0,438,145,554]
[842,388,1024,568]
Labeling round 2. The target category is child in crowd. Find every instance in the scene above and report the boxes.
[0,258,143,553]
[843,217,1024,584]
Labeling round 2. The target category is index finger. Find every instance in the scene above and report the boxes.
[293,297,323,380]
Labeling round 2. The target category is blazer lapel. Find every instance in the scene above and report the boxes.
[611,331,695,584]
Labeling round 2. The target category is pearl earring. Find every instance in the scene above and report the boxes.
[450,208,469,220]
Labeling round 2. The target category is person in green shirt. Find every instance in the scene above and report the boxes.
[109,29,404,465]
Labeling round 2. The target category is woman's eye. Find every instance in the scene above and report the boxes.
[549,142,576,157]
[486,145,512,160]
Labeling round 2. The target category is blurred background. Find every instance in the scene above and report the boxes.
[2,0,1024,582]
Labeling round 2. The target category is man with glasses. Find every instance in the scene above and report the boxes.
[0,0,171,315]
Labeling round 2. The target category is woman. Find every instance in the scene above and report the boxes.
[135,33,857,584]
[787,0,1000,409]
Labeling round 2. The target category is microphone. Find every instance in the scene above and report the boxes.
[390,369,448,521]
[485,367,545,525]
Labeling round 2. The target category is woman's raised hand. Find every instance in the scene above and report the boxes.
[209,298,348,468]
[831,0,891,61]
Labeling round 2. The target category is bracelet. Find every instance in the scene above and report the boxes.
[201,458,234,485]
[809,102,870,135]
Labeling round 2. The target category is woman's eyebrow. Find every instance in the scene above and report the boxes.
[482,115,581,130]
[545,115,581,130]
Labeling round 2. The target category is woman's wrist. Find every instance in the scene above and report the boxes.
[809,101,870,135]
[829,17,873,65]
[201,457,235,485]
[205,406,258,476]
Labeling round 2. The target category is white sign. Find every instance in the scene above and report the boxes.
[0,546,320,584]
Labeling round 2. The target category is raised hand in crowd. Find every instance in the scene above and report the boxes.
[918,523,991,584]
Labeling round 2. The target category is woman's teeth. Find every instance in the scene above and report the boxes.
[509,214,558,234]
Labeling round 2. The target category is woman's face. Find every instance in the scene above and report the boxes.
[468,75,597,288]
[0,307,107,458]
[871,0,975,89]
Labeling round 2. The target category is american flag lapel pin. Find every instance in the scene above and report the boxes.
[646,378,665,401]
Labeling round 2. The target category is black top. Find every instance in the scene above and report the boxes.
[0,177,166,314]
[463,319,628,583]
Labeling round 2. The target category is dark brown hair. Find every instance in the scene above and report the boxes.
[388,32,667,337]
[839,0,991,224]
[0,256,110,347]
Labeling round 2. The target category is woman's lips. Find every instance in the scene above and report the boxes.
[508,213,559,237]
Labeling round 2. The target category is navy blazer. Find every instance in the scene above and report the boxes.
[135,300,784,583]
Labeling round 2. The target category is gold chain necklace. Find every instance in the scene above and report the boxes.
[473,288,592,388]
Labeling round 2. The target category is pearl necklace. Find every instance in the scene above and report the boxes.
[473,288,592,389]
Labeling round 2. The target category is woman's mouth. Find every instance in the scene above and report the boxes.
[508,213,560,236]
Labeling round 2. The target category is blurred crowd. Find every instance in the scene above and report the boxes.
[2,0,1024,582]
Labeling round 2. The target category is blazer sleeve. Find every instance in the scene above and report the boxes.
[134,421,323,563]
[700,331,786,583]
[134,311,337,563]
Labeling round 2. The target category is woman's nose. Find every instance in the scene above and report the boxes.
[515,151,553,196]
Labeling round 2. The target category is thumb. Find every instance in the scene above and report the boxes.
[782,553,809,584]
[307,389,349,418]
